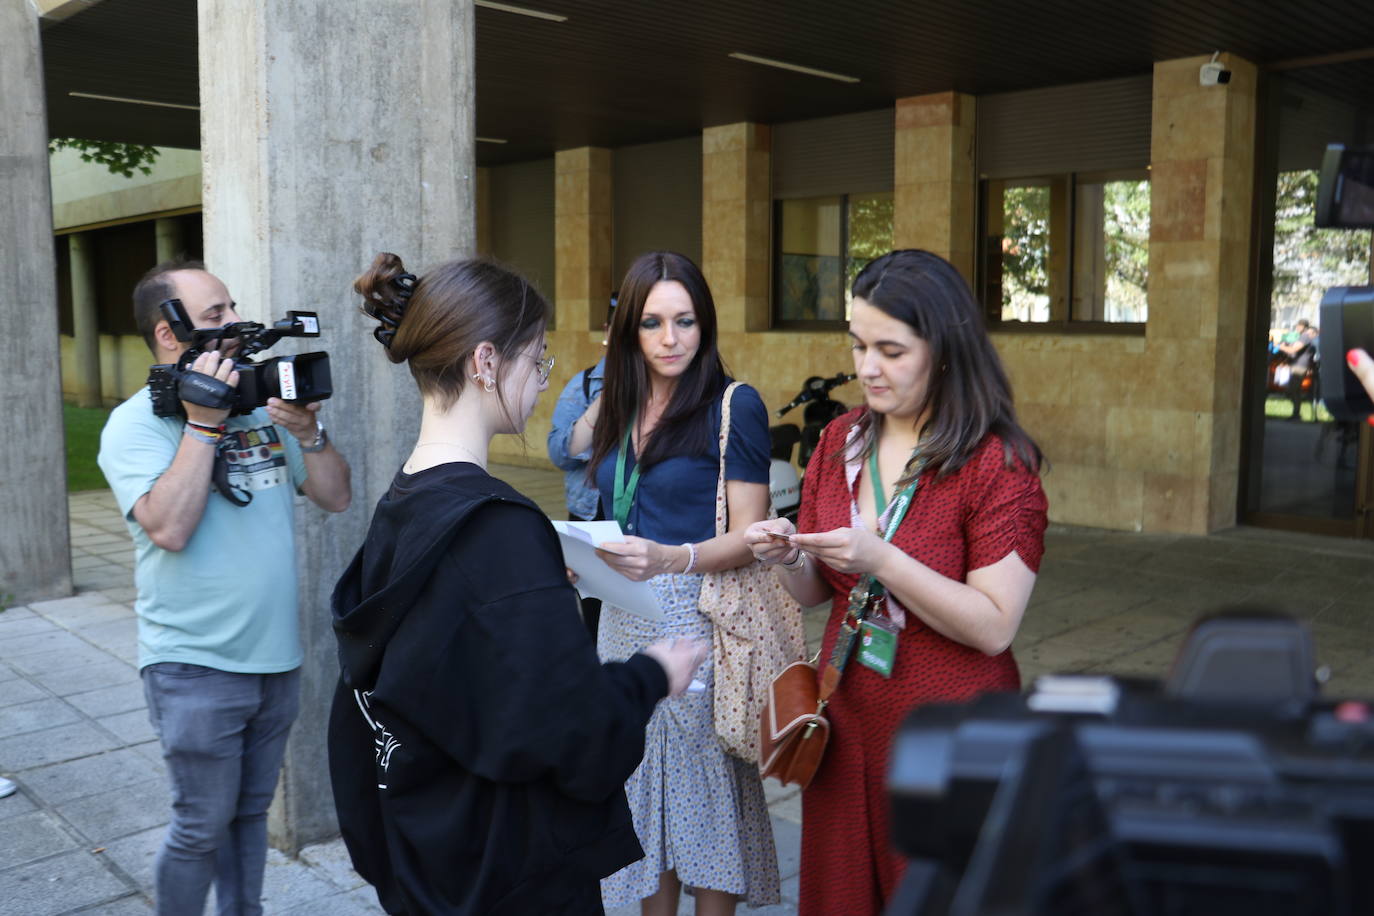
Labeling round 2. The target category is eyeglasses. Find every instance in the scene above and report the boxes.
[524,353,555,384]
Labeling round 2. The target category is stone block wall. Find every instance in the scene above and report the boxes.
[997,55,1256,533]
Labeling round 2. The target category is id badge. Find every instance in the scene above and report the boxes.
[857,615,898,678]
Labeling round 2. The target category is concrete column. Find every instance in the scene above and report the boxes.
[0,0,73,602]
[1139,53,1257,533]
[554,147,613,332]
[69,232,103,408]
[701,124,770,333]
[475,166,491,256]
[199,0,475,852]
[154,216,185,263]
[893,92,976,282]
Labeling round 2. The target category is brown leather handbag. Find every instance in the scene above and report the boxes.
[758,660,830,788]
[759,577,882,789]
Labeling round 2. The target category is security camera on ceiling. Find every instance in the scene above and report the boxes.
[1200,52,1232,87]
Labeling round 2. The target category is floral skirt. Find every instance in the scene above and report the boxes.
[597,572,780,908]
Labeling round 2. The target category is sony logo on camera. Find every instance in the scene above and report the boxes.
[147,298,332,419]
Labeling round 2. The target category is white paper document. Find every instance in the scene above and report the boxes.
[551,520,664,621]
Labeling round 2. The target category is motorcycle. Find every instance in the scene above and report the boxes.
[769,373,855,522]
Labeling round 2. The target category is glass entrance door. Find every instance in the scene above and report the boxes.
[1243,63,1374,537]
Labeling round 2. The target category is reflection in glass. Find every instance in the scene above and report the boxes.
[1072,177,1150,322]
[1258,169,1372,519]
[778,196,843,322]
[777,193,894,323]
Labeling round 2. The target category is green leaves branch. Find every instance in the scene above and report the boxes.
[48,138,160,179]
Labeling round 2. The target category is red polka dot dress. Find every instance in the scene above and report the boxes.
[796,409,1048,916]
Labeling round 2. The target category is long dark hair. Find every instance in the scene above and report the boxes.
[354,252,548,421]
[589,251,728,473]
[849,249,1041,486]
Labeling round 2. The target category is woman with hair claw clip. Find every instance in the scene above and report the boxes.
[328,252,705,915]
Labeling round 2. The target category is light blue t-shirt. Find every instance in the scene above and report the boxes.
[98,388,308,673]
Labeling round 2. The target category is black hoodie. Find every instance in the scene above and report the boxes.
[328,462,668,915]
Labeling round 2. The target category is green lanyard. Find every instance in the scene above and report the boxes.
[612,421,642,530]
[867,448,922,546]
[824,445,927,686]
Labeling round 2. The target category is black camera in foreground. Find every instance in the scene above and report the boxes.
[1316,144,1374,421]
[148,298,332,418]
[887,611,1374,916]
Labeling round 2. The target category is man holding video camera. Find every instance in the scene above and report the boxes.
[98,261,350,916]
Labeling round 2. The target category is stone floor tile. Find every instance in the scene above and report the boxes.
[34,660,140,697]
[0,810,81,865]
[26,593,117,614]
[1137,553,1283,590]
[252,847,353,913]
[0,721,121,771]
[1216,539,1304,571]
[10,643,113,676]
[99,825,163,896]
[57,776,170,844]
[84,540,136,556]
[74,894,155,915]
[32,601,131,631]
[768,788,802,825]
[21,747,162,807]
[0,676,50,708]
[75,564,135,591]
[65,681,147,719]
[0,849,133,916]
[298,837,369,892]
[1051,613,1191,654]
[1085,636,1186,678]
[72,552,117,571]
[0,659,21,682]
[96,708,158,746]
[0,614,63,638]
[0,696,83,738]
[1296,552,1374,580]
[95,585,138,604]
[1016,641,1107,680]
[1314,599,1373,632]
[278,890,387,916]
[772,815,802,879]
[73,616,139,654]
[0,628,100,662]
[780,869,799,903]
[0,786,39,819]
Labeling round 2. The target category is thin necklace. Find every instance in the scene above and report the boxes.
[410,441,488,469]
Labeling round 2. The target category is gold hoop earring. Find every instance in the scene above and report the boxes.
[471,373,495,393]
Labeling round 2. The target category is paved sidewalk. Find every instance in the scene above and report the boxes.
[2,468,1371,914]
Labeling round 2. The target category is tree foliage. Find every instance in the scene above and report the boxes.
[1270,169,1371,330]
[1001,185,1050,320]
[48,138,160,178]
[1102,179,1150,321]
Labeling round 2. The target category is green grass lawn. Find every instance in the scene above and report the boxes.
[65,404,112,491]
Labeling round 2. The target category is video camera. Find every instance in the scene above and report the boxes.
[147,298,332,418]
[886,612,1374,915]
[1315,144,1374,421]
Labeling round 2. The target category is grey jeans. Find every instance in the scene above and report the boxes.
[142,663,300,916]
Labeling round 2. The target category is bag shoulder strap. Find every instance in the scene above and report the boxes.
[581,364,596,401]
[711,382,743,538]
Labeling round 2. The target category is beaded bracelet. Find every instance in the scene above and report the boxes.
[681,541,699,574]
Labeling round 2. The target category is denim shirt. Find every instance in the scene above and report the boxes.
[546,356,605,519]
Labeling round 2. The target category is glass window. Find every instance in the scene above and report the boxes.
[775,192,894,326]
[980,172,1149,328]
[984,180,1053,322]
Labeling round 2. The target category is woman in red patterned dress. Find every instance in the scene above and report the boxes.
[745,249,1047,916]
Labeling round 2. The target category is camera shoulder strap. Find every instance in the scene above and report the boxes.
[210,440,253,507]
